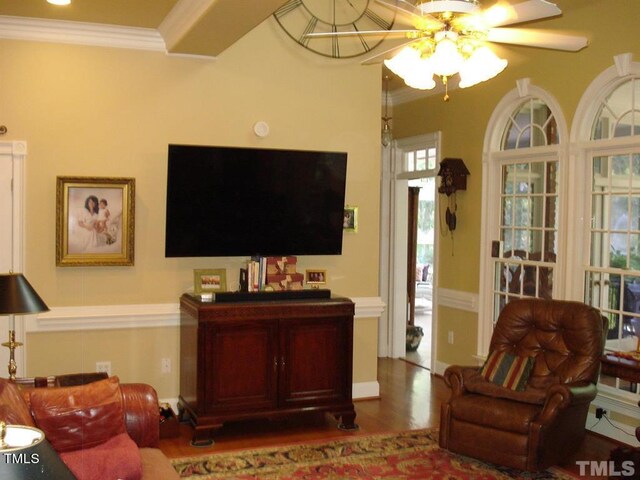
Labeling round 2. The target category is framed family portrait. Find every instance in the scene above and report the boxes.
[305,269,327,287]
[343,206,358,233]
[194,269,227,295]
[56,176,135,266]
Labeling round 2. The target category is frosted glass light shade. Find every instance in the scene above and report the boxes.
[403,58,436,90]
[430,32,463,77]
[384,47,421,78]
[459,46,508,88]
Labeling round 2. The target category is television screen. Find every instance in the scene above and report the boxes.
[165,144,348,257]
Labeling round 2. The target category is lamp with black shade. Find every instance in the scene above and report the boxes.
[0,273,49,381]
[0,421,75,479]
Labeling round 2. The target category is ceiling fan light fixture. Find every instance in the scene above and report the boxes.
[384,46,421,78]
[430,31,463,77]
[47,0,71,5]
[459,46,507,88]
[403,58,437,90]
[418,0,479,16]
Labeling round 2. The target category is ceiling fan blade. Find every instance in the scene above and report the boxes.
[484,0,561,27]
[375,0,443,29]
[306,29,417,38]
[360,37,418,65]
[487,27,588,51]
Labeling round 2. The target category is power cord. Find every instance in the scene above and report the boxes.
[590,412,637,438]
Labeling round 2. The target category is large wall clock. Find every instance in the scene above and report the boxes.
[274,0,396,59]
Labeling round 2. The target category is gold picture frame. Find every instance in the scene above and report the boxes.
[343,206,358,232]
[194,269,227,294]
[56,176,135,266]
[305,269,327,286]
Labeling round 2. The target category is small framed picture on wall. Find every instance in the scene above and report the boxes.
[343,206,358,233]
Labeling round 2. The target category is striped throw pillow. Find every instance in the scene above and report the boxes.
[480,351,534,391]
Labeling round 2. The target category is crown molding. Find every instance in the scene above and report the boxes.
[0,15,166,52]
[158,0,214,52]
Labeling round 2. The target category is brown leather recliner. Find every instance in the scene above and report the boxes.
[439,298,607,471]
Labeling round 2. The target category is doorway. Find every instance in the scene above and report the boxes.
[405,177,435,370]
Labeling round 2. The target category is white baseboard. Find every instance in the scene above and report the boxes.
[353,381,380,399]
[433,361,449,377]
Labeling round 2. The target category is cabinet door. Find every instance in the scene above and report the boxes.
[203,320,278,413]
[279,316,351,408]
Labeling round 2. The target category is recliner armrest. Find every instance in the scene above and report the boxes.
[121,383,160,448]
[443,365,479,396]
[537,381,597,424]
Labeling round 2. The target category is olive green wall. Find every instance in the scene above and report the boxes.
[392,0,640,366]
[1,19,382,396]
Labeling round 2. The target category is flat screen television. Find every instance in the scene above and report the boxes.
[165,144,348,257]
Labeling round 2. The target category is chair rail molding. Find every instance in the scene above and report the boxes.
[27,296,385,332]
[437,287,478,312]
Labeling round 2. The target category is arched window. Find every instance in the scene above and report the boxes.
[478,80,567,357]
[572,54,640,397]
[593,77,640,139]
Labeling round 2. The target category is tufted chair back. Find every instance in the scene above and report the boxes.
[490,298,606,386]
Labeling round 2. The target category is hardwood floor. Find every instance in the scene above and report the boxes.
[160,358,618,476]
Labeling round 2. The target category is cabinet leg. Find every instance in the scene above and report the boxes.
[336,410,358,431]
[190,424,222,447]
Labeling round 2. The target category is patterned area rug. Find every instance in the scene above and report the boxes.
[171,429,576,479]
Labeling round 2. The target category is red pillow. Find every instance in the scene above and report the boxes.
[60,432,142,480]
[28,376,126,452]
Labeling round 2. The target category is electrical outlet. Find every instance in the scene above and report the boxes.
[161,358,171,374]
[448,331,454,345]
[96,361,111,376]
[595,407,606,419]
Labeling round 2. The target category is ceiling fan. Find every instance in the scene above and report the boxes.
[308,0,588,98]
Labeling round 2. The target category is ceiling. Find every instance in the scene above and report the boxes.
[0,0,443,100]
[0,0,289,57]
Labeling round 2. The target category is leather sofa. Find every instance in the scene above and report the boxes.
[439,298,607,471]
[0,376,179,480]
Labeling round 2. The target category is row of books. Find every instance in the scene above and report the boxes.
[239,256,302,292]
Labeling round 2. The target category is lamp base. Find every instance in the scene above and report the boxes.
[1,330,22,382]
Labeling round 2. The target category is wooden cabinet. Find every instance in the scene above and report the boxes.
[178,294,356,445]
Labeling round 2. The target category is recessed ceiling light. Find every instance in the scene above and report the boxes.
[47,0,71,5]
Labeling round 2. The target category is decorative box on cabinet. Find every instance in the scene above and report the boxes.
[177,294,357,445]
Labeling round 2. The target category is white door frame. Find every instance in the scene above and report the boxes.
[379,133,440,365]
[0,141,27,377]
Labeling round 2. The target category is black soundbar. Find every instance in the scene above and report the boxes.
[209,289,331,303]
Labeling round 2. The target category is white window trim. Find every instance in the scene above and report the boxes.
[478,79,569,358]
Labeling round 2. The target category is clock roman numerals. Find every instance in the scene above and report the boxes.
[331,25,340,58]
[274,0,303,19]
[300,17,319,46]
[273,0,395,59]
[363,7,392,30]
[354,26,372,53]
